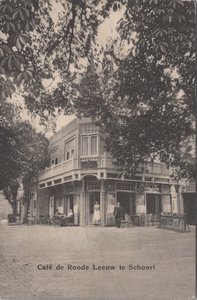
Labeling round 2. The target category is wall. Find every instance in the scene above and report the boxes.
[136,193,146,213]
[0,192,12,219]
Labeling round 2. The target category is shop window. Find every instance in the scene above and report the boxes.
[116,182,134,191]
[87,181,100,190]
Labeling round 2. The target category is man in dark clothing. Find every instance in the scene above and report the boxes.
[114,202,124,228]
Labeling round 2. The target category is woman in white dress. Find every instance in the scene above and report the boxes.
[92,201,101,225]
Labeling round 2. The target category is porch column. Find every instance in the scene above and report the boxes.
[177,185,184,215]
[100,179,105,227]
[79,179,86,226]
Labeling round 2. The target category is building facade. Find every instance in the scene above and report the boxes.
[0,192,12,219]
[33,117,194,226]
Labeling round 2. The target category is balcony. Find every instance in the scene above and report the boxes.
[38,154,171,184]
[185,183,196,193]
[39,158,78,182]
[143,162,170,176]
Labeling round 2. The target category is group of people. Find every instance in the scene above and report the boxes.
[55,201,125,227]
[92,201,125,228]
[55,209,74,225]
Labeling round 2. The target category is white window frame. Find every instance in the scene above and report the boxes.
[80,134,98,157]
[64,137,76,161]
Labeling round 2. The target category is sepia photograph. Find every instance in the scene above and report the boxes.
[0,0,196,299]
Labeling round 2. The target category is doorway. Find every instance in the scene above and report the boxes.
[183,194,196,225]
[88,192,100,225]
[146,194,161,216]
[117,192,135,215]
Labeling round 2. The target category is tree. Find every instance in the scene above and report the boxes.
[3,180,20,215]
[2,121,49,220]
[17,121,49,223]
[0,101,25,190]
[0,0,40,97]
[74,0,196,179]
[0,0,195,181]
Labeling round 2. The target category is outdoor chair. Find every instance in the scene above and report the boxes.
[139,213,146,226]
[153,215,161,227]
[124,213,133,227]
[39,215,48,224]
[27,215,36,225]
[146,214,153,226]
[52,215,61,226]
[63,215,74,227]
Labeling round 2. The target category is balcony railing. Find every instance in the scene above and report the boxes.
[39,158,78,182]
[143,162,170,175]
[185,183,196,193]
[39,154,171,183]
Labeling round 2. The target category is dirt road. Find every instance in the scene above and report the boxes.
[0,223,195,300]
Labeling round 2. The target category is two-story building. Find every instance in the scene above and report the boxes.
[32,117,193,227]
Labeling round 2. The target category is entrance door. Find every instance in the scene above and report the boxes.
[183,194,196,225]
[88,192,100,225]
[146,194,161,216]
[117,192,135,215]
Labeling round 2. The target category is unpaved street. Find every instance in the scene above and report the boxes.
[0,223,195,300]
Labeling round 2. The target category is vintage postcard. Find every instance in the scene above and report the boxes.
[0,0,196,299]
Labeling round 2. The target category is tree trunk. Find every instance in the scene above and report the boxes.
[23,202,28,224]
[13,199,18,216]
[23,196,31,223]
[8,199,16,216]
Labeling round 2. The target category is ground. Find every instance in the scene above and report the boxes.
[0,222,195,300]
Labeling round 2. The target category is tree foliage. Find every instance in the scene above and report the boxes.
[3,180,19,215]
[2,120,49,218]
[0,0,196,181]
[74,0,196,178]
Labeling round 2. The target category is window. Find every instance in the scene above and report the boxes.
[51,157,58,165]
[116,182,134,191]
[87,181,101,190]
[80,124,98,134]
[65,138,75,160]
[50,145,58,166]
[81,136,88,156]
[90,136,97,155]
[81,135,98,156]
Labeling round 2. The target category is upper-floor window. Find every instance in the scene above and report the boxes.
[65,138,75,160]
[80,124,98,134]
[51,157,58,165]
[50,145,58,166]
[81,135,98,156]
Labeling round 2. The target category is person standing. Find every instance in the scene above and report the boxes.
[92,201,101,225]
[114,202,123,228]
